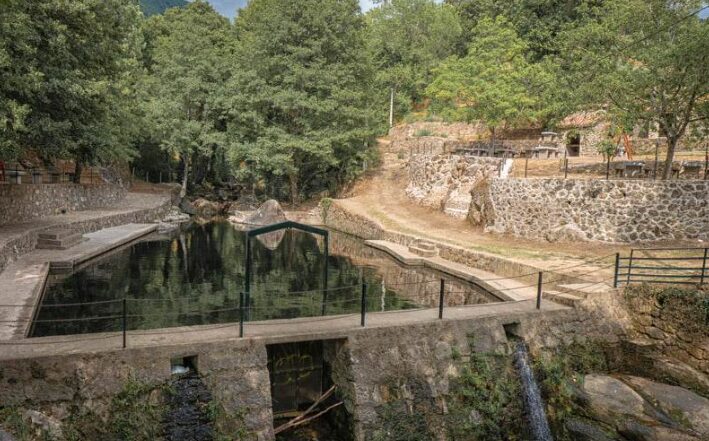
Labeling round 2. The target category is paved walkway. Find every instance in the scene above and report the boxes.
[0,223,158,340]
[0,298,568,360]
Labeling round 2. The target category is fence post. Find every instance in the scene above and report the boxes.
[122,298,127,349]
[438,279,445,320]
[536,272,543,310]
[239,292,245,338]
[626,249,634,284]
[701,248,708,286]
[564,158,569,179]
[613,253,620,288]
[360,283,367,327]
[524,157,529,178]
[653,139,659,180]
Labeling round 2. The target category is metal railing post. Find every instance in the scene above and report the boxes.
[613,253,620,288]
[626,249,634,285]
[239,291,245,337]
[701,248,708,286]
[438,279,445,320]
[122,298,127,349]
[360,283,367,327]
[606,156,611,180]
[536,272,543,310]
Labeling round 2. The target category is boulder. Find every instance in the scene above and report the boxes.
[244,200,287,250]
[617,420,701,441]
[23,410,62,440]
[179,197,196,215]
[621,376,709,437]
[191,198,226,217]
[245,200,287,226]
[565,418,616,441]
[582,374,653,426]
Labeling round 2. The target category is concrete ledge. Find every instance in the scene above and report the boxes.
[366,240,536,302]
[0,224,157,341]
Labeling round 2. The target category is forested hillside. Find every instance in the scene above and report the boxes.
[140,0,188,16]
[0,0,706,198]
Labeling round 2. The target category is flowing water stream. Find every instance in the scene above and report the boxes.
[513,341,554,441]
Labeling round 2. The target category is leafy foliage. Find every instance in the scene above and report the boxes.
[228,0,379,202]
[446,351,525,440]
[140,1,234,196]
[561,0,709,178]
[427,16,553,135]
[366,0,462,117]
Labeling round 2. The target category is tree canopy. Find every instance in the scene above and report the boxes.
[561,0,709,177]
[427,16,552,140]
[228,0,379,202]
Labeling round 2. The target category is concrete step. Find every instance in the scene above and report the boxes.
[408,239,439,257]
[556,282,613,298]
[36,232,85,250]
[544,290,583,308]
[38,229,77,240]
[408,245,438,258]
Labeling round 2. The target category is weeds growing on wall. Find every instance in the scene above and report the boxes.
[371,377,438,441]
[445,351,525,440]
[624,284,709,336]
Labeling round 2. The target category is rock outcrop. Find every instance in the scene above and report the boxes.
[579,374,708,441]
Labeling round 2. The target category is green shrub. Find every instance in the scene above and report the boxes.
[446,352,525,440]
[414,129,433,137]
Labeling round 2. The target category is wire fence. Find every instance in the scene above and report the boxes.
[0,254,623,349]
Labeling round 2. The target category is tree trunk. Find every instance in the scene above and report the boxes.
[289,172,299,206]
[662,136,678,180]
[180,156,189,198]
[389,86,395,128]
[489,127,496,157]
[73,162,83,184]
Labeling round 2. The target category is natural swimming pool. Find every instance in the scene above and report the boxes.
[30,221,500,337]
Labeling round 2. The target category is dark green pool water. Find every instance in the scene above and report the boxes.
[30,221,426,337]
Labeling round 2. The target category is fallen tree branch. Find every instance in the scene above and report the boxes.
[273,385,338,435]
[274,402,344,435]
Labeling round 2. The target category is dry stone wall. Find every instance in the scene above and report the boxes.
[0,183,128,225]
[485,178,709,242]
[406,154,502,218]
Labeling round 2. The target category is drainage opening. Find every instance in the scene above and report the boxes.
[267,339,354,441]
[171,355,198,375]
[503,322,522,340]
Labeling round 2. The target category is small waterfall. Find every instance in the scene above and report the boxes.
[513,341,554,441]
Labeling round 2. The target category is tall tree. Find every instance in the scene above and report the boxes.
[0,0,143,176]
[367,0,462,126]
[426,16,550,150]
[141,1,234,197]
[228,0,378,203]
[445,0,595,60]
[0,0,37,160]
[563,0,709,178]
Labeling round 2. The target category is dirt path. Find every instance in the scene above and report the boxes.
[336,140,690,277]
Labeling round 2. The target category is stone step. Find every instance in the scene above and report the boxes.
[408,245,438,258]
[36,233,85,250]
[38,229,76,240]
[544,290,583,308]
[556,283,613,298]
[408,239,439,257]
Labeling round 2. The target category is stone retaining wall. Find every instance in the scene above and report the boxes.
[0,306,625,441]
[624,287,708,375]
[0,194,172,275]
[406,154,502,218]
[0,183,128,225]
[485,178,709,242]
[321,200,580,287]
